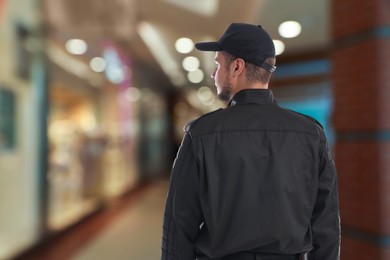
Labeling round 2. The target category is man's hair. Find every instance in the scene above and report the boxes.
[222,52,237,69]
[222,52,275,84]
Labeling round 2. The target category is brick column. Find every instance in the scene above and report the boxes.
[0,0,4,22]
[331,0,390,259]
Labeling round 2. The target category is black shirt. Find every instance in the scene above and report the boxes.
[162,89,340,260]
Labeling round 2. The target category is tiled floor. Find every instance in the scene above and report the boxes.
[71,180,168,260]
[16,179,169,260]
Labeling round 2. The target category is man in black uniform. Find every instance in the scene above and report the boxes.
[162,23,340,260]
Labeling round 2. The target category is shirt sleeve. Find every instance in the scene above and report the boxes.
[309,128,341,260]
[161,132,203,260]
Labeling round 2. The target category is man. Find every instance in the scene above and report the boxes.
[162,23,340,260]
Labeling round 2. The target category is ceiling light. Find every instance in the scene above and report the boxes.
[197,86,214,102]
[90,57,106,72]
[187,69,204,83]
[273,40,285,55]
[182,56,200,71]
[65,39,87,55]
[137,21,185,86]
[125,87,142,102]
[278,21,302,38]
[175,37,194,54]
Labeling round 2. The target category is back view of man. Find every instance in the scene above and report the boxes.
[162,23,340,260]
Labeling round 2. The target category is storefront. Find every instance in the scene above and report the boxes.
[45,43,143,231]
[0,2,171,256]
[0,0,45,258]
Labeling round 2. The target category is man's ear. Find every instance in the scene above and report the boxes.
[232,58,245,77]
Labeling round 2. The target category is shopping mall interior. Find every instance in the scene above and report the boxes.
[0,0,389,259]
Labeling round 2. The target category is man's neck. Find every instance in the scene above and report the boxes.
[235,82,268,93]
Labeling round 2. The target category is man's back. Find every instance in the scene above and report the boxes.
[186,89,335,257]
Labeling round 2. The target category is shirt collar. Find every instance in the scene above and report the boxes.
[228,89,277,106]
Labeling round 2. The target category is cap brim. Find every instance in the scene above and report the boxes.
[195,42,222,51]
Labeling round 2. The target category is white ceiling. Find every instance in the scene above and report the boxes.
[44,0,329,88]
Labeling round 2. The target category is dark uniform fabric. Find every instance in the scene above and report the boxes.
[162,89,340,260]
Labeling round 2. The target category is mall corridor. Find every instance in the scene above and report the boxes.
[2,0,390,259]
[17,179,169,260]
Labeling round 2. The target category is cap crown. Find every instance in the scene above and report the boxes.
[219,23,275,65]
[195,23,276,72]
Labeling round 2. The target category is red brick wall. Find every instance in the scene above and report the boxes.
[332,0,390,38]
[332,39,390,130]
[341,236,390,260]
[336,142,382,233]
[331,0,390,258]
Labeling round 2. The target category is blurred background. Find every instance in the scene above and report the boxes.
[0,0,389,259]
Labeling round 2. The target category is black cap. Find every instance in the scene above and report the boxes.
[195,23,276,72]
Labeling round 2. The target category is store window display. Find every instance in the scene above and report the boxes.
[47,84,106,230]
